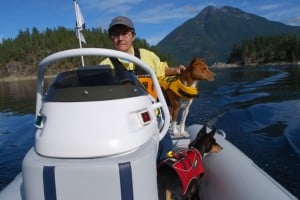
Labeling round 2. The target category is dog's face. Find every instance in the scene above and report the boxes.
[189,125,223,155]
[189,57,215,81]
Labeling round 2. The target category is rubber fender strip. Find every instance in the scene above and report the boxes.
[43,166,57,200]
[119,162,134,200]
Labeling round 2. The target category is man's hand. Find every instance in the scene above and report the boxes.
[165,65,186,76]
[175,65,186,74]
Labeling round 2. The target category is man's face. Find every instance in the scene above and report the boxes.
[110,25,135,53]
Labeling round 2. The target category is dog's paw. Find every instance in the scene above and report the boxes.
[173,128,186,138]
[177,125,190,137]
[179,131,190,138]
[172,128,180,137]
[173,129,190,138]
[171,122,180,137]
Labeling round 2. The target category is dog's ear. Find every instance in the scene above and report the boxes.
[190,125,208,148]
[199,125,207,134]
[190,57,197,67]
[194,125,206,139]
[191,56,202,64]
[208,128,216,137]
[200,58,206,62]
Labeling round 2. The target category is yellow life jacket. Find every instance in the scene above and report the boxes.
[159,76,198,99]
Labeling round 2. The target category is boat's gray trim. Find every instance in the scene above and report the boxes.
[43,166,56,200]
[119,162,133,200]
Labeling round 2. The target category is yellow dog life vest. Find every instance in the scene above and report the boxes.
[159,76,198,99]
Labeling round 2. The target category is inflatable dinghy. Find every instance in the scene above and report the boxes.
[0,48,297,200]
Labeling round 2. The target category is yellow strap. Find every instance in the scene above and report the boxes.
[138,77,157,99]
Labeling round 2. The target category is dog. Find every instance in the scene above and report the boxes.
[159,57,215,137]
[157,125,223,200]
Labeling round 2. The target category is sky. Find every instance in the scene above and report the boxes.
[1,0,300,45]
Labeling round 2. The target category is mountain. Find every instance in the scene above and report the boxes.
[155,6,300,65]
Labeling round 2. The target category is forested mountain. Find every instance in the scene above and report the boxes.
[155,6,300,65]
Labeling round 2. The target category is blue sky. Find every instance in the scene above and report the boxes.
[1,0,300,45]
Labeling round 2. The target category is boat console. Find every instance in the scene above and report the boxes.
[24,48,170,200]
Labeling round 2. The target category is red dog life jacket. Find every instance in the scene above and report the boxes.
[160,147,205,196]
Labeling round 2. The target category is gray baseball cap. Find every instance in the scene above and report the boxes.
[109,16,135,30]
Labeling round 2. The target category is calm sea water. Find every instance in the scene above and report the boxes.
[0,65,299,198]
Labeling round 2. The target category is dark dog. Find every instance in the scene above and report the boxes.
[157,125,222,200]
[159,57,215,137]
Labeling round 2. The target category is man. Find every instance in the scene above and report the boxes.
[100,16,185,163]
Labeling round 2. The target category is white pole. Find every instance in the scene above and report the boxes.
[74,0,85,66]
[77,27,85,66]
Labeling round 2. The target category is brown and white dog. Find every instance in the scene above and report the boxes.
[157,125,223,200]
[160,57,215,137]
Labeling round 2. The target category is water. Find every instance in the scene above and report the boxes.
[0,80,36,190]
[0,66,300,198]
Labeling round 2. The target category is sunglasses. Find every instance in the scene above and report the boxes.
[110,31,133,38]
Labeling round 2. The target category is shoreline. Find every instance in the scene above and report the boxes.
[1,62,300,81]
[211,61,300,68]
[0,76,37,82]
[0,75,56,82]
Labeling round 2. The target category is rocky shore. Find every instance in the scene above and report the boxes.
[1,61,299,82]
[0,75,56,82]
[210,61,300,68]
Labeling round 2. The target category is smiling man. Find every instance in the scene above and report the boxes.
[100,16,185,163]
